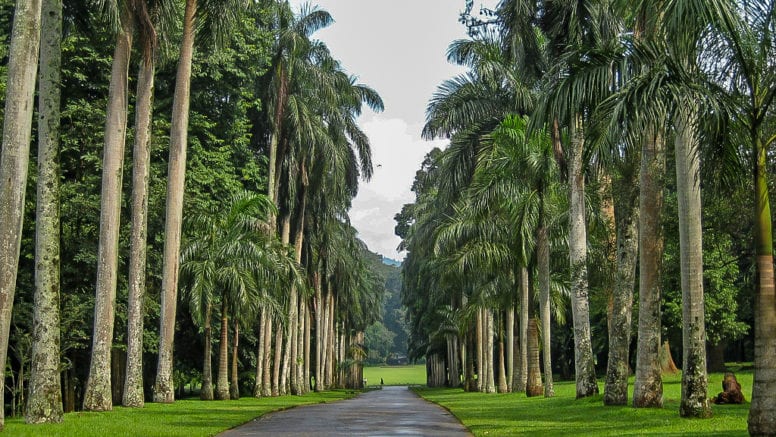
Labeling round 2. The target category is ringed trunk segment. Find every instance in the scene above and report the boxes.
[26,0,64,423]
[749,133,776,435]
[633,128,665,408]
[603,178,639,406]
[569,114,598,399]
[124,55,155,409]
[84,14,134,412]
[154,0,197,404]
[675,111,710,418]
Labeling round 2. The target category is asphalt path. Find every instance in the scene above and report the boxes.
[218,385,472,436]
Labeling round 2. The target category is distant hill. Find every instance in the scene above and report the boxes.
[381,256,402,267]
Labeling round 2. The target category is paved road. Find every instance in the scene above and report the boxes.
[218,385,472,436]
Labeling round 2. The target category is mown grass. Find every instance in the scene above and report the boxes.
[415,371,752,436]
[5,390,354,437]
[364,364,426,386]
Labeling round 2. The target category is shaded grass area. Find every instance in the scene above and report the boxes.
[415,372,752,436]
[364,364,426,386]
[5,390,354,437]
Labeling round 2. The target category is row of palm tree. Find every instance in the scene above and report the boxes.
[0,0,385,429]
[400,0,774,433]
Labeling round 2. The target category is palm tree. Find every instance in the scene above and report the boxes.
[124,0,168,408]
[154,0,249,403]
[0,0,43,428]
[181,191,294,400]
[703,0,776,431]
[25,0,63,424]
[83,2,134,411]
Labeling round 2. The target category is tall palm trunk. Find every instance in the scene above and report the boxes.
[568,114,598,398]
[675,108,710,417]
[215,303,229,400]
[314,269,323,391]
[284,176,306,394]
[526,318,543,397]
[537,223,554,397]
[200,304,214,400]
[154,0,197,403]
[254,308,266,397]
[304,305,312,392]
[603,162,639,406]
[261,313,273,397]
[0,0,43,424]
[230,321,240,400]
[123,54,155,409]
[633,128,665,408]
[272,318,283,395]
[485,309,496,393]
[517,266,529,393]
[0,0,43,422]
[84,11,134,411]
[498,312,508,393]
[506,307,514,392]
[321,285,331,388]
[476,308,484,392]
[325,289,336,387]
[297,297,307,393]
[749,132,776,435]
[25,0,62,423]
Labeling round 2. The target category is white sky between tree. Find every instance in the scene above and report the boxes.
[289,0,494,261]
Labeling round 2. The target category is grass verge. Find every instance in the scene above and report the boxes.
[364,364,426,386]
[5,390,354,437]
[414,371,752,436]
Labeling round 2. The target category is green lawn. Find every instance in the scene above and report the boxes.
[5,390,354,437]
[364,364,426,386]
[414,371,752,436]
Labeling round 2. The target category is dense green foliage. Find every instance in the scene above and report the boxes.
[1,0,386,424]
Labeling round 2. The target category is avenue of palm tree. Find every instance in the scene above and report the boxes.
[0,0,774,436]
[399,0,775,435]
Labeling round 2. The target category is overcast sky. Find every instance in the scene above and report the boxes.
[290,0,484,260]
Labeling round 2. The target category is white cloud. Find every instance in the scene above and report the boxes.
[349,117,447,260]
[287,0,486,259]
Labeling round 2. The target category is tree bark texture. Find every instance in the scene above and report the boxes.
[200,305,214,400]
[314,270,323,391]
[476,308,484,392]
[568,115,598,398]
[154,0,196,403]
[215,308,229,400]
[0,4,43,425]
[526,317,543,397]
[517,266,529,393]
[485,310,496,393]
[272,318,283,395]
[748,133,776,436]
[633,129,664,408]
[603,162,639,406]
[537,224,554,397]
[230,322,240,400]
[123,55,155,409]
[675,110,711,418]
[83,14,133,412]
[297,298,307,393]
[506,307,514,392]
[26,0,63,422]
[261,314,272,396]
[254,308,266,397]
